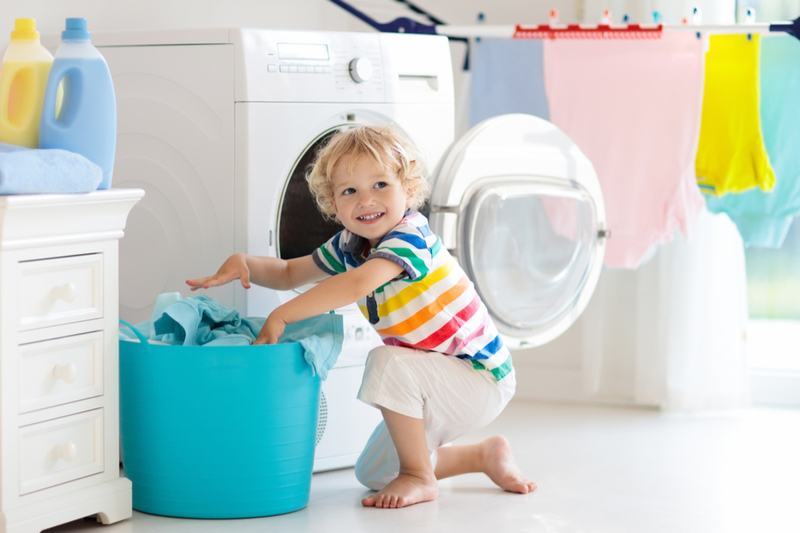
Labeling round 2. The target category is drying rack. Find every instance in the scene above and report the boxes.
[331,0,800,42]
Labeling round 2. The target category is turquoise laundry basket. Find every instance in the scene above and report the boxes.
[119,322,321,519]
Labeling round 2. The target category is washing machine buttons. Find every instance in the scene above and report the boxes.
[277,64,333,74]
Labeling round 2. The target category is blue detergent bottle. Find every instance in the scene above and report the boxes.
[39,18,116,189]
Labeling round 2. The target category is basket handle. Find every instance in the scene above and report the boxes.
[120,319,152,355]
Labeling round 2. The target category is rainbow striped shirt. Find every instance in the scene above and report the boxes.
[312,211,513,382]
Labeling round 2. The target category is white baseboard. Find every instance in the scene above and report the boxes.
[515,365,793,409]
[751,369,800,407]
[513,365,586,403]
[513,365,638,406]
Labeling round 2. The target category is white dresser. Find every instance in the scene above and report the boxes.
[0,190,143,533]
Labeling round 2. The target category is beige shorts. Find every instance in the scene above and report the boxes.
[355,344,516,490]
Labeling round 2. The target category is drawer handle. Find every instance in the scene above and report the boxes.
[57,283,77,303]
[53,363,78,383]
[55,441,78,462]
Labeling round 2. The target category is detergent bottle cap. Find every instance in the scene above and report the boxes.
[10,18,40,41]
[62,18,91,41]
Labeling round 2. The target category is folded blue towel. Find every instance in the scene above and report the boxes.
[120,293,345,380]
[0,141,102,194]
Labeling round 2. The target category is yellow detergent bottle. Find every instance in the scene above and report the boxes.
[0,19,56,148]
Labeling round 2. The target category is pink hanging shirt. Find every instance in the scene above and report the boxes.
[543,34,706,269]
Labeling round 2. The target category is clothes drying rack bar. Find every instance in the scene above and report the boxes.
[438,21,798,40]
[330,0,800,41]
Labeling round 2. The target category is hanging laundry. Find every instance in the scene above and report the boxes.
[543,34,705,269]
[705,35,800,248]
[468,38,549,127]
[695,34,775,196]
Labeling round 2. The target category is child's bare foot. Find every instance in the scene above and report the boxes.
[481,435,537,493]
[361,471,439,509]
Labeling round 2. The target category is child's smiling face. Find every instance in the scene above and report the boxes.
[331,154,413,248]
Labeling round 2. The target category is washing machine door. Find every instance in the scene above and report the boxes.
[428,114,607,349]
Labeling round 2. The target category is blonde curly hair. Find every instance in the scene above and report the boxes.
[306,125,430,222]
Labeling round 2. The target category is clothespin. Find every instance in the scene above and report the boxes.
[653,11,662,24]
[601,9,613,25]
[746,8,756,40]
[622,14,630,24]
[692,6,702,39]
[549,9,559,25]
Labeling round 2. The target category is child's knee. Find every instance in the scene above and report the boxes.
[362,345,401,381]
[355,455,388,491]
[355,421,396,491]
[366,344,396,364]
[359,345,428,428]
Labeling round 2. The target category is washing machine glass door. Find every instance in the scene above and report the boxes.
[428,114,607,349]
[278,128,347,260]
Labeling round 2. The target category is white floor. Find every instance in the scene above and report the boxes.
[46,401,800,533]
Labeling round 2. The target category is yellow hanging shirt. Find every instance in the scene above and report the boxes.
[696,34,774,196]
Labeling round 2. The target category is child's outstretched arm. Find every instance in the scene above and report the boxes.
[255,257,405,344]
[186,253,327,292]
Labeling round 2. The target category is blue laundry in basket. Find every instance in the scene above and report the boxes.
[120,293,345,380]
[0,141,102,194]
[278,314,344,380]
[152,294,261,346]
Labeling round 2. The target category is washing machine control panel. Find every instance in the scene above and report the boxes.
[235,29,386,103]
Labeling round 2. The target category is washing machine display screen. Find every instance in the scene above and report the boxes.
[277,43,330,61]
[464,181,598,334]
[278,130,345,260]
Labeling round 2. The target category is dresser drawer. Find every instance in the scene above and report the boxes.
[19,254,103,331]
[19,331,104,414]
[19,409,104,495]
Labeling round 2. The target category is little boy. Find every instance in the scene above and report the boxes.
[187,126,536,508]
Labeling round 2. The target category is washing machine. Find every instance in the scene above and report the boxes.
[84,28,606,472]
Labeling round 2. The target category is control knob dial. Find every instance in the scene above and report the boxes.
[349,57,373,83]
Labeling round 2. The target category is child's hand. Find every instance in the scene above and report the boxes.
[186,253,252,291]
[253,314,286,345]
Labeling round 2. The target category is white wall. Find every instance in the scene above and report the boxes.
[582,0,735,24]
[739,0,800,21]
[0,0,581,49]
[0,0,359,49]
